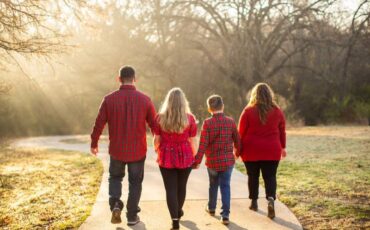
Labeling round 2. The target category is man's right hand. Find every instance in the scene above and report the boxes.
[90,147,99,156]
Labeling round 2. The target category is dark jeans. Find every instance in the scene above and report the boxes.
[244,161,279,200]
[108,156,145,220]
[207,166,233,218]
[159,167,192,219]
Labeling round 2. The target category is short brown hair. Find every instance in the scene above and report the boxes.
[119,66,135,82]
[207,95,224,111]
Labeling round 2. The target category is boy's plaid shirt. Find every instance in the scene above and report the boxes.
[195,113,241,171]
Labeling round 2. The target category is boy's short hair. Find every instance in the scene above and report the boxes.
[207,95,224,111]
[119,66,135,82]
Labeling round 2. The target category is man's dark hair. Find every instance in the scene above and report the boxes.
[119,66,135,82]
[207,95,224,111]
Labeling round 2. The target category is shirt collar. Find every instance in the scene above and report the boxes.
[212,112,224,117]
[119,84,136,90]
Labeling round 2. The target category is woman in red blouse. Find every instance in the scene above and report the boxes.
[238,83,286,219]
[153,88,197,230]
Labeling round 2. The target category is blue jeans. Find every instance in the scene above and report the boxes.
[207,166,233,218]
[108,156,145,220]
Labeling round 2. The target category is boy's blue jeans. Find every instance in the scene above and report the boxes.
[207,166,233,218]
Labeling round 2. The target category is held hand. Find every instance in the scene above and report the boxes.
[281,149,287,159]
[192,163,200,169]
[234,149,240,160]
[90,147,98,156]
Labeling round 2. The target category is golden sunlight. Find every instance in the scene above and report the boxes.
[0,1,369,228]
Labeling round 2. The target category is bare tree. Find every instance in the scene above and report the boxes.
[0,0,107,69]
[342,0,370,90]
[135,0,338,102]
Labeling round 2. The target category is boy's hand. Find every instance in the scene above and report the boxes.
[90,147,98,156]
[192,163,200,169]
[154,146,159,154]
[281,149,287,159]
[234,149,240,160]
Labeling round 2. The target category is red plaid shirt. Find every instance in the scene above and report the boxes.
[195,113,241,171]
[91,85,157,162]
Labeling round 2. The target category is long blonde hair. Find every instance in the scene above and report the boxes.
[158,87,191,133]
[247,83,278,124]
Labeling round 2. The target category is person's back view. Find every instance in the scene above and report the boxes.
[238,82,286,220]
[90,66,156,225]
[153,87,197,230]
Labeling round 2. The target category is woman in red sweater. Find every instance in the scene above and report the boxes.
[238,83,286,219]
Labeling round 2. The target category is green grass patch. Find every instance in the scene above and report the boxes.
[237,126,370,229]
[0,145,103,230]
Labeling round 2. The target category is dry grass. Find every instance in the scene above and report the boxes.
[237,126,370,230]
[0,146,103,230]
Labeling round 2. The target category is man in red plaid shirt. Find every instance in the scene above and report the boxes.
[194,95,240,225]
[90,66,156,225]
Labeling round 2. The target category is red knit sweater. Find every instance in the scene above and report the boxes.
[238,106,286,162]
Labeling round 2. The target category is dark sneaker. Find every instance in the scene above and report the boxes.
[171,219,180,230]
[205,206,215,216]
[221,217,230,225]
[111,203,122,224]
[178,210,184,219]
[249,199,258,211]
[127,215,140,226]
[267,197,275,219]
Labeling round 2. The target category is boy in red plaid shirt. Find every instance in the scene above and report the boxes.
[193,95,240,225]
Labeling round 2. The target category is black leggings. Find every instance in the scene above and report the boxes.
[244,161,279,200]
[159,167,192,219]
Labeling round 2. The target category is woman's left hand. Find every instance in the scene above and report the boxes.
[281,149,287,159]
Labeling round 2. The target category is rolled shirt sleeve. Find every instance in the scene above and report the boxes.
[146,99,157,134]
[91,98,108,148]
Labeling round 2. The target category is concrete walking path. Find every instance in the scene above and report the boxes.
[14,135,302,230]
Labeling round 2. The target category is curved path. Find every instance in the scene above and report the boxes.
[14,136,302,230]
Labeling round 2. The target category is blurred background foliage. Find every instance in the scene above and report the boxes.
[0,0,369,137]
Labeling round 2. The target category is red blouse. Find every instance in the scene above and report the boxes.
[238,106,286,162]
[154,114,197,169]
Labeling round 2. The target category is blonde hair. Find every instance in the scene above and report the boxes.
[247,83,278,124]
[158,87,191,133]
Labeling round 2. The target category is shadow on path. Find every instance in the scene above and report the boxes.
[256,209,302,230]
[181,220,201,230]
[210,215,248,230]
[115,221,147,230]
